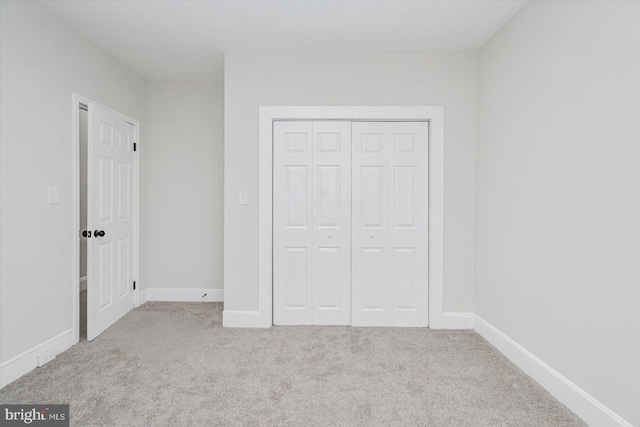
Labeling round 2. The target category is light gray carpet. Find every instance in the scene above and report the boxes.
[0,302,585,426]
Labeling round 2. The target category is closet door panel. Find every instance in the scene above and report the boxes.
[352,122,429,327]
[312,121,351,325]
[273,121,313,325]
[351,123,390,326]
[389,122,429,326]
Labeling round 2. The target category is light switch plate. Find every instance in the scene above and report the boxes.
[47,187,59,204]
[239,191,248,205]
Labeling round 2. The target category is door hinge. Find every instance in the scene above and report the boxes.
[133,281,136,290]
[133,142,137,152]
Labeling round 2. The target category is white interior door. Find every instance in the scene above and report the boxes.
[351,122,429,327]
[87,103,136,340]
[273,121,351,325]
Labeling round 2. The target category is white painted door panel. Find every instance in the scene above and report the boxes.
[274,121,352,325]
[273,122,314,325]
[351,122,429,327]
[352,126,389,326]
[87,104,135,340]
[312,122,351,325]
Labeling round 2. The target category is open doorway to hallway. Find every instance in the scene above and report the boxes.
[73,94,140,343]
[79,104,88,341]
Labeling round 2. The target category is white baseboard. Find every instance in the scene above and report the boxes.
[474,315,632,427]
[442,312,474,329]
[139,288,149,304]
[223,310,262,328]
[0,329,74,389]
[141,288,223,303]
[79,276,87,292]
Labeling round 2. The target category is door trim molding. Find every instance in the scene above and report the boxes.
[71,94,141,345]
[254,106,444,328]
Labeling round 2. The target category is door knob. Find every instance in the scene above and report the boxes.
[328,233,333,239]
[370,233,375,239]
[95,230,106,237]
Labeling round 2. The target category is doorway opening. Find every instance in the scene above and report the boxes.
[72,94,141,344]
[79,103,88,341]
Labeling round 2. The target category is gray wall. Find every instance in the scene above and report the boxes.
[224,53,477,313]
[0,0,147,363]
[146,80,224,290]
[475,1,640,424]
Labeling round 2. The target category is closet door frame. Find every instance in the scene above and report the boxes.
[252,107,443,329]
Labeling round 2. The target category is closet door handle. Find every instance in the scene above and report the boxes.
[95,230,106,237]
[369,233,375,239]
[327,233,333,239]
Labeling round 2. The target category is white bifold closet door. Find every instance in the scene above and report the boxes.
[273,121,352,325]
[351,122,429,327]
[273,120,429,327]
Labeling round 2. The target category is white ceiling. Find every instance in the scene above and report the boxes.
[39,0,528,80]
